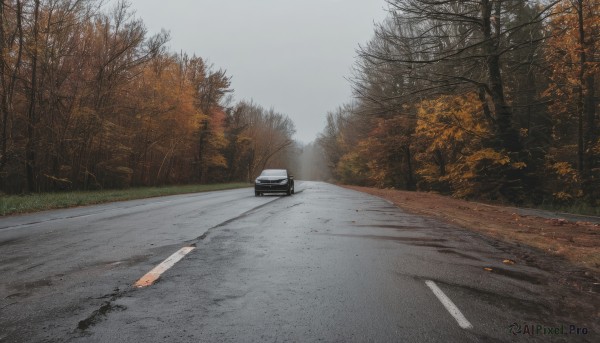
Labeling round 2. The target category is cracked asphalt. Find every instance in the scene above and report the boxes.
[0,182,597,342]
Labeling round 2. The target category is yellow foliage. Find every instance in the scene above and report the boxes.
[544,0,600,122]
[553,192,573,201]
[551,161,579,182]
[414,93,526,198]
[512,162,527,170]
[415,93,493,192]
[465,148,510,166]
[333,115,413,187]
[416,92,491,150]
[593,139,600,155]
[519,128,529,138]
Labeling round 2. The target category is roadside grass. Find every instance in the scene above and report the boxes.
[0,183,251,216]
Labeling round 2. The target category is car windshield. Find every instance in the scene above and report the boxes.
[260,170,287,177]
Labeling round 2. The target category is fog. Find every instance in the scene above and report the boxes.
[121,0,388,144]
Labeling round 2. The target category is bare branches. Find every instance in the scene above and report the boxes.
[319,0,600,203]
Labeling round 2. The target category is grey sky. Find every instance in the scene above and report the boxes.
[122,0,388,143]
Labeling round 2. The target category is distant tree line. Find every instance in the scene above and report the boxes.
[318,0,599,206]
[0,0,296,193]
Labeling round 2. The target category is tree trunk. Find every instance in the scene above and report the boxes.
[584,73,596,172]
[576,0,586,173]
[25,0,41,192]
[0,1,6,173]
[482,0,520,152]
[404,144,415,191]
[0,1,24,177]
[578,0,596,175]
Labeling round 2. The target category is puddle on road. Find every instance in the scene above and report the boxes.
[0,255,29,268]
[437,249,481,261]
[363,209,398,213]
[77,302,127,331]
[319,233,447,244]
[0,237,27,247]
[409,242,449,248]
[116,254,152,267]
[4,292,28,299]
[10,278,53,291]
[436,280,549,318]
[354,224,428,230]
[81,254,152,271]
[483,266,547,285]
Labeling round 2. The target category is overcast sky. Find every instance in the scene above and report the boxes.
[120,0,388,143]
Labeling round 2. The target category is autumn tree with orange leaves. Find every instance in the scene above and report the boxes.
[544,0,599,201]
[0,0,296,193]
[320,0,599,209]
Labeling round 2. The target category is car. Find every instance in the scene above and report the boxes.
[254,169,294,196]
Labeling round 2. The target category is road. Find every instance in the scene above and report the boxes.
[0,182,596,342]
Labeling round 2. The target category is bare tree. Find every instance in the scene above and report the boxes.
[358,0,559,152]
[0,0,24,181]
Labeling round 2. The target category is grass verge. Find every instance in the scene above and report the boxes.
[0,183,251,216]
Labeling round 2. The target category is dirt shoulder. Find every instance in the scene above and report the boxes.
[343,185,600,277]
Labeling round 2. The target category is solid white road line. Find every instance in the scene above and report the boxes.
[134,247,195,288]
[425,280,474,329]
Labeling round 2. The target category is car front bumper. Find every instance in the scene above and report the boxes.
[255,184,289,193]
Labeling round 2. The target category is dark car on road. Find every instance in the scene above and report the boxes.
[254,169,294,196]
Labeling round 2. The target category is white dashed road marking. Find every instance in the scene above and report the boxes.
[425,280,474,329]
[134,247,195,288]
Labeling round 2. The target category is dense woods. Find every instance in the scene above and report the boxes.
[318,0,599,207]
[0,0,296,193]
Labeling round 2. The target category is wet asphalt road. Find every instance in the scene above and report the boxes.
[0,182,597,342]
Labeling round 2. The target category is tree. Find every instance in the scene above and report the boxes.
[317,0,600,206]
[414,92,527,199]
[0,1,298,193]
[543,0,599,202]
[228,101,295,181]
[317,104,363,181]
[0,0,25,187]
[363,0,558,152]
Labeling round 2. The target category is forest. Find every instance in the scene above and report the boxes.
[318,0,599,207]
[0,0,297,193]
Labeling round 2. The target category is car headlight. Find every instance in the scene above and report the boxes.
[279,179,288,185]
[255,179,260,184]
